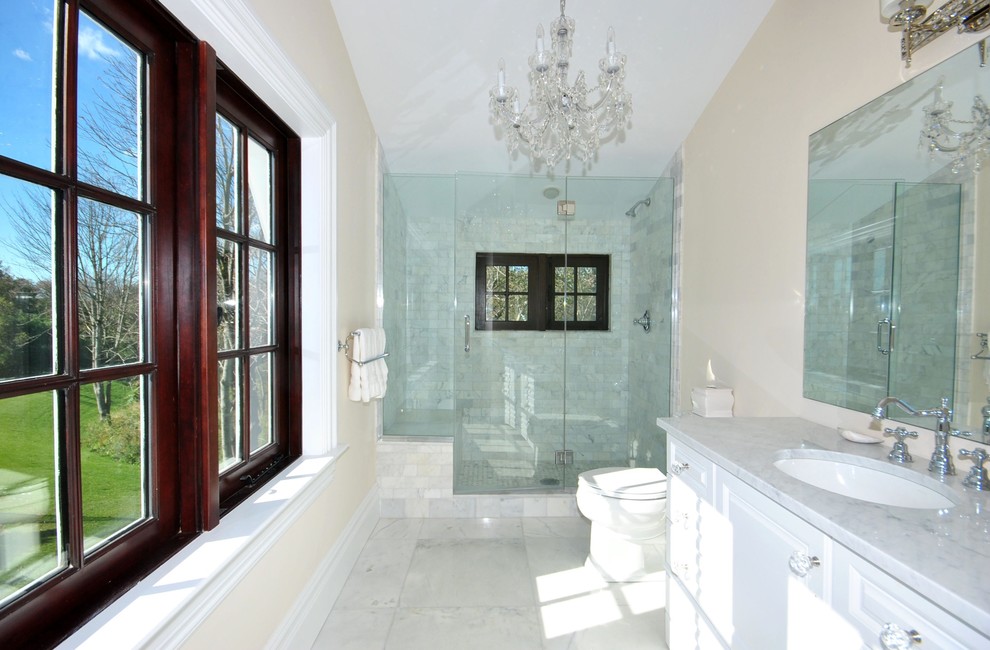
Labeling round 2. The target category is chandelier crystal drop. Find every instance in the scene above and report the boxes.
[489,0,632,168]
[921,78,990,173]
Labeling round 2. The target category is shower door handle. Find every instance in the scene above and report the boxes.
[877,318,894,355]
[464,315,471,352]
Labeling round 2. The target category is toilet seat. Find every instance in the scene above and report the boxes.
[578,467,667,500]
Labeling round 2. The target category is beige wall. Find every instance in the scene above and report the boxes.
[680,0,985,419]
[176,1,381,646]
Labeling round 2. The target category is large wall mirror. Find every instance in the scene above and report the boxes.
[806,40,990,443]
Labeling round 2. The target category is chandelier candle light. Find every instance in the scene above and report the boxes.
[489,0,632,167]
[921,76,990,172]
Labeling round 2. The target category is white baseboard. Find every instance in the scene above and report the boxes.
[267,485,380,649]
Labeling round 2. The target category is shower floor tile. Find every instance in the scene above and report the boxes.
[312,517,669,650]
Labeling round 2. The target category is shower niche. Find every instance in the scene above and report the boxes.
[382,173,675,492]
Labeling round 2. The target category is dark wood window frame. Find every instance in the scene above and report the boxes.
[475,252,610,331]
[0,1,302,646]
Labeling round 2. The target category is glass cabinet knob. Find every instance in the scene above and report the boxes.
[787,550,821,577]
[879,623,921,649]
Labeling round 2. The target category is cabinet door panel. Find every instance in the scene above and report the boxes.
[716,472,830,650]
[832,545,990,650]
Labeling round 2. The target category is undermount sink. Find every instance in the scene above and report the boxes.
[773,449,960,509]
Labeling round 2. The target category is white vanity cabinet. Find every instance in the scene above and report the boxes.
[667,439,838,649]
[666,429,990,650]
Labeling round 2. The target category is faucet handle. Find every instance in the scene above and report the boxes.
[960,447,988,467]
[884,427,917,464]
[883,426,918,441]
[959,448,990,491]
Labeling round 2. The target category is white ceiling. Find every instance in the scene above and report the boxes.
[328,1,775,178]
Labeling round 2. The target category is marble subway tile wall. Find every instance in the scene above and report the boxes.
[377,438,580,518]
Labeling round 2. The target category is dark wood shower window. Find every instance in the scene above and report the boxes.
[475,253,609,331]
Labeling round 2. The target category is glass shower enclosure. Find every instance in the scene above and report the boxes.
[382,173,674,492]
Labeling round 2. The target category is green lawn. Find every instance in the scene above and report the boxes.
[0,383,144,598]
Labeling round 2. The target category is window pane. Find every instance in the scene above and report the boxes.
[248,247,272,347]
[577,267,596,293]
[507,265,528,292]
[0,391,63,606]
[507,295,528,321]
[576,296,596,321]
[77,12,143,200]
[555,295,574,322]
[486,294,505,321]
[218,357,241,471]
[249,353,271,453]
[217,239,239,351]
[0,1,56,170]
[79,377,146,552]
[0,175,55,381]
[216,114,241,233]
[486,265,505,292]
[247,137,272,243]
[77,199,142,369]
[555,266,574,293]
[76,199,143,368]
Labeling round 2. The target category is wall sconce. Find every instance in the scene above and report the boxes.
[881,0,990,66]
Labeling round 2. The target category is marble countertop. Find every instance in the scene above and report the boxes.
[659,415,990,635]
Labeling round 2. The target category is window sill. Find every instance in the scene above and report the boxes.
[60,446,349,649]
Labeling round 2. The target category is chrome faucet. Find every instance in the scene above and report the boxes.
[871,396,957,476]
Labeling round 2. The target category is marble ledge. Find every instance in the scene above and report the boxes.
[659,415,990,635]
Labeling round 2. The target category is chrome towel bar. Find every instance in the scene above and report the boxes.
[336,330,389,366]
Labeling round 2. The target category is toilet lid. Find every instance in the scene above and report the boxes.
[578,467,667,500]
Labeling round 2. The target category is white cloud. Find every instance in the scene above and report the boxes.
[13,49,32,62]
[78,26,119,61]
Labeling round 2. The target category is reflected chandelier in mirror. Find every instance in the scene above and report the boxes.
[805,39,990,444]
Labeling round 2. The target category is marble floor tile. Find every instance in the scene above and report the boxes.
[523,516,592,539]
[400,538,536,608]
[312,608,394,650]
[418,516,523,539]
[372,518,425,540]
[386,607,544,650]
[311,517,668,650]
[333,538,417,609]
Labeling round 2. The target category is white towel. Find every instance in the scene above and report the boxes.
[347,328,388,402]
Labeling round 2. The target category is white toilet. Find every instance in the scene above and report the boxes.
[576,466,668,582]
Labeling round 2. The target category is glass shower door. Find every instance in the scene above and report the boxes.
[887,182,960,427]
[453,173,567,492]
[558,177,673,487]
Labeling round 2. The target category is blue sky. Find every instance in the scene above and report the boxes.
[1,2,126,280]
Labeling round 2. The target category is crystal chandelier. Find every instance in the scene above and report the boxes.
[489,0,632,168]
[921,78,990,172]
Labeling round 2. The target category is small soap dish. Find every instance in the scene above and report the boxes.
[838,428,882,444]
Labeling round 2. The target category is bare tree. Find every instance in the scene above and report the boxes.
[2,48,142,420]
